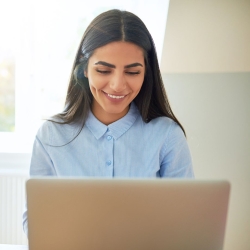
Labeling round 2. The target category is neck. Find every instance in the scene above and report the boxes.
[91,101,129,125]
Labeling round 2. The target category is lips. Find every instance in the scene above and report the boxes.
[107,93,125,99]
[102,91,127,100]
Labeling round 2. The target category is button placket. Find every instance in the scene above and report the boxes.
[104,133,114,176]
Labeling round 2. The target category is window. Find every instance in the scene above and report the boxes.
[0,0,169,153]
[0,1,16,132]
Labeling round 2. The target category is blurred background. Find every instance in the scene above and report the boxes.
[0,0,249,249]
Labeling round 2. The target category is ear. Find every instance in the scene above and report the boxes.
[84,70,88,78]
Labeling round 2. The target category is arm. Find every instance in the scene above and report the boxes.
[160,122,194,178]
[23,122,56,236]
[29,135,57,176]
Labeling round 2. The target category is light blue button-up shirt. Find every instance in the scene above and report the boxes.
[29,102,194,178]
[23,102,194,234]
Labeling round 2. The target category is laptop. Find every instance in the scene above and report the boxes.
[26,178,230,250]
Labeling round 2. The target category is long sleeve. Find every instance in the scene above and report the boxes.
[23,123,57,236]
[160,122,194,178]
[29,135,57,176]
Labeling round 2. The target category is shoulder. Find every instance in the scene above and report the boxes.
[144,116,185,140]
[36,120,52,140]
[36,119,81,145]
[149,116,176,129]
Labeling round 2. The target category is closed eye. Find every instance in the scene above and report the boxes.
[126,71,140,75]
[96,69,111,74]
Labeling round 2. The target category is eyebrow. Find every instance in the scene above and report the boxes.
[94,61,143,68]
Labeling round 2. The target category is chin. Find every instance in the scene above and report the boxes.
[103,104,129,115]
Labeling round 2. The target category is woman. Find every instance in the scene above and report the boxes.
[23,9,194,234]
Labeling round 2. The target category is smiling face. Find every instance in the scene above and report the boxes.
[85,41,145,125]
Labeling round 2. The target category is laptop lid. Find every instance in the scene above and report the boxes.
[26,178,230,250]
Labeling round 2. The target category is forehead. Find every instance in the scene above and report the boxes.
[89,41,145,65]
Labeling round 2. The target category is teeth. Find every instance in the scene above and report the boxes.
[107,94,125,99]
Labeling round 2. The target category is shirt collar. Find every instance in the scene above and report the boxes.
[85,102,140,140]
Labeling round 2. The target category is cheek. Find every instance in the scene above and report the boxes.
[88,75,106,91]
[129,77,144,92]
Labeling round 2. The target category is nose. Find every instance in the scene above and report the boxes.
[110,73,126,92]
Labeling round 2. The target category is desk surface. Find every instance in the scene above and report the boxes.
[0,245,28,250]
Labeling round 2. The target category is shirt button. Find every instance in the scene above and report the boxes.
[106,160,112,166]
[107,135,112,140]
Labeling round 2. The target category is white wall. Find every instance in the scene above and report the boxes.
[160,1,250,249]
[162,73,250,250]
[161,0,250,73]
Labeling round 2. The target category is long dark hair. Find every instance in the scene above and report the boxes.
[52,9,185,135]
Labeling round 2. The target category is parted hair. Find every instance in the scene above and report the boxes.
[52,9,185,135]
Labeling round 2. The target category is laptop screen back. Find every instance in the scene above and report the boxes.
[26,178,230,250]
